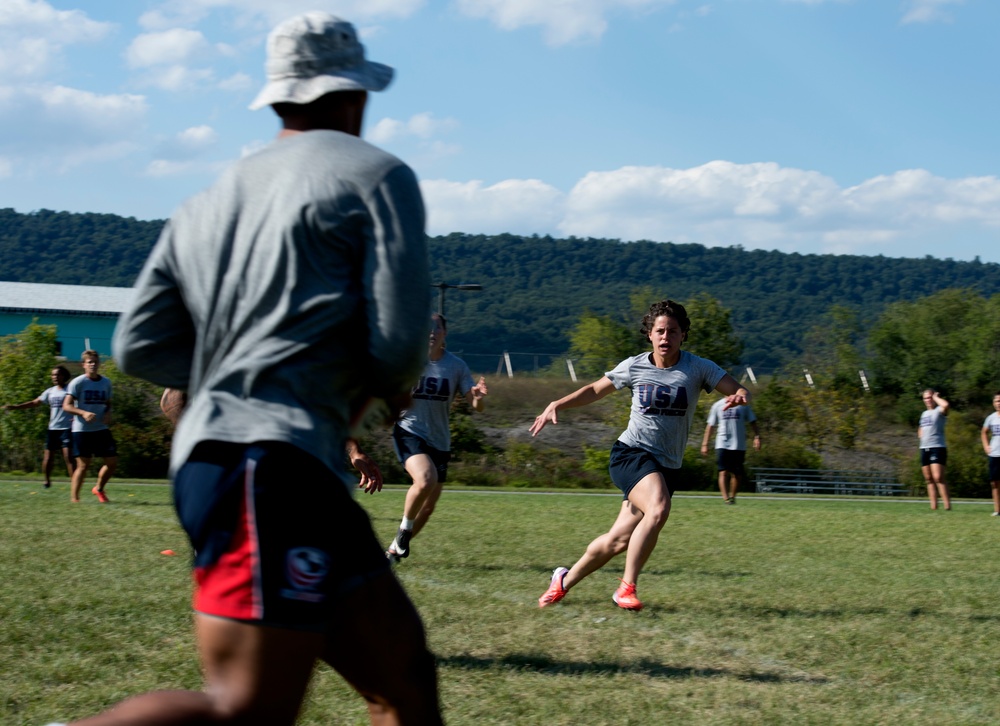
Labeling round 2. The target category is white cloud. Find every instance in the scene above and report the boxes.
[133,64,216,92]
[0,85,147,148]
[218,72,253,91]
[126,28,210,68]
[901,0,964,24]
[0,85,147,174]
[368,112,459,144]
[421,178,565,236]
[178,125,218,149]
[553,162,1000,255]
[0,156,12,178]
[454,0,676,45]
[138,0,425,30]
[0,0,112,78]
[419,162,1000,259]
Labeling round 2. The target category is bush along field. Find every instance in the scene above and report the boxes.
[2,353,998,499]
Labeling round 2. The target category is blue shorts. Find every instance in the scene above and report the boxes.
[72,429,117,458]
[608,441,675,500]
[715,448,746,475]
[392,425,450,483]
[920,447,947,467]
[46,429,71,451]
[174,441,390,631]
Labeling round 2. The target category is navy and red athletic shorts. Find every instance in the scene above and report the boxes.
[174,441,390,631]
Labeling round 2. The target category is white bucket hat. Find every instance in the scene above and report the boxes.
[248,12,394,110]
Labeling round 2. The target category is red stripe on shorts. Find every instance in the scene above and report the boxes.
[192,457,264,620]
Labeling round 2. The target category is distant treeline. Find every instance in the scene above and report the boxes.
[4,208,1000,372]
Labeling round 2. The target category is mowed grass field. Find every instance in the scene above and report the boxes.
[2,478,999,725]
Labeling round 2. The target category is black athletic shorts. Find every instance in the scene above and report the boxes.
[72,429,117,458]
[989,456,1000,482]
[46,428,71,451]
[715,448,746,475]
[174,441,390,631]
[392,424,450,483]
[608,440,676,500]
[920,447,947,467]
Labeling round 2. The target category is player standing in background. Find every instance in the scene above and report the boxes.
[386,313,488,563]
[2,366,75,488]
[919,389,952,511]
[533,300,750,611]
[63,351,115,503]
[46,12,441,726]
[980,391,1000,517]
[701,395,760,504]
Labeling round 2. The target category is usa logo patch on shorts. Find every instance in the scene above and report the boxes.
[282,547,330,603]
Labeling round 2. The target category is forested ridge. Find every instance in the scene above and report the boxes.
[4,207,1000,372]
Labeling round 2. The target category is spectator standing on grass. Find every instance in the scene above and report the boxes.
[44,12,441,726]
[386,312,488,563]
[2,366,75,488]
[533,299,749,611]
[63,351,115,504]
[919,389,952,511]
[701,395,760,504]
[980,391,1000,517]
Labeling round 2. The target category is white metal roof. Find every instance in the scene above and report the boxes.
[0,281,134,315]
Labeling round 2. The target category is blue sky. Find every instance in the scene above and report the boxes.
[1,0,998,262]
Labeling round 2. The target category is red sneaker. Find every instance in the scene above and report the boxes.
[92,486,110,503]
[612,580,643,611]
[538,567,569,608]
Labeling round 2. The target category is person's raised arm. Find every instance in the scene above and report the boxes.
[466,376,488,413]
[2,397,41,411]
[530,377,616,437]
[715,374,750,409]
[932,391,950,415]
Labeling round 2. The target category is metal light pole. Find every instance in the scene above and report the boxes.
[431,282,482,316]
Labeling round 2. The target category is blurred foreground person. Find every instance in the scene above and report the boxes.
[48,12,441,726]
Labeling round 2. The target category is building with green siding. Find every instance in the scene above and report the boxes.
[0,282,134,360]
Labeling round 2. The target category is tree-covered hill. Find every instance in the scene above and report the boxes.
[4,208,1000,373]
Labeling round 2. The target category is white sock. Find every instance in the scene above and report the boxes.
[400,517,414,531]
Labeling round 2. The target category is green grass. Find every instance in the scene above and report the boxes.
[3,480,999,725]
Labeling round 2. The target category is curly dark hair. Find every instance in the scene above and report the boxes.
[640,300,691,340]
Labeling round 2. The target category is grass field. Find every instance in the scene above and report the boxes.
[3,479,999,725]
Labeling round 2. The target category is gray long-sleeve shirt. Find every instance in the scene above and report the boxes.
[114,130,430,482]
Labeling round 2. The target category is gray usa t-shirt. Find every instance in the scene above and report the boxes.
[397,351,474,452]
[606,350,726,469]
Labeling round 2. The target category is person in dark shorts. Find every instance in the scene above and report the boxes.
[980,391,1000,517]
[701,395,760,504]
[919,389,951,511]
[532,300,749,611]
[385,313,488,563]
[47,12,440,726]
[2,366,75,488]
[63,351,116,503]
